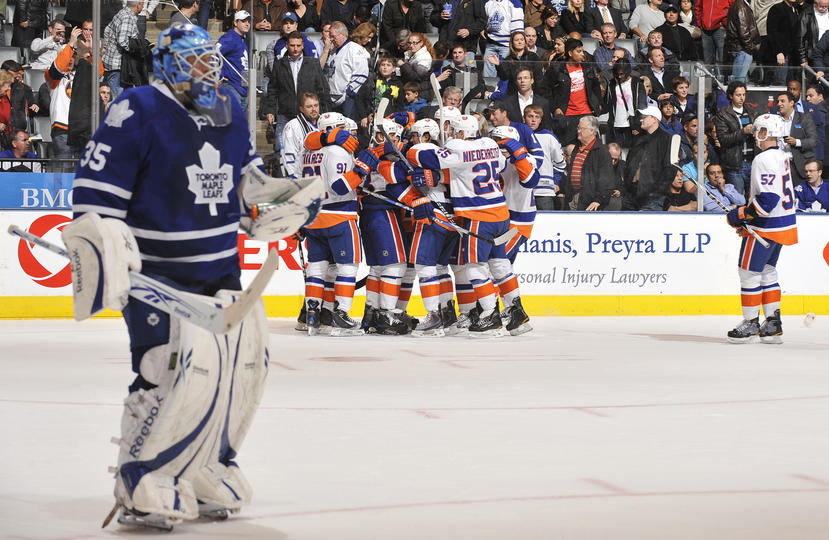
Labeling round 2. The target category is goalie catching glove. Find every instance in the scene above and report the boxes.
[61,212,141,321]
[240,167,324,241]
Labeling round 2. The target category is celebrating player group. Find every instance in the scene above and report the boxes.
[294,103,538,339]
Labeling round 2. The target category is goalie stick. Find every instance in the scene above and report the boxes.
[668,135,770,248]
[8,225,277,334]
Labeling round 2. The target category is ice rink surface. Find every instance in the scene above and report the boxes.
[2,315,829,540]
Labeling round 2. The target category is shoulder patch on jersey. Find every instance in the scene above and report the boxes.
[104,99,135,128]
[185,142,235,216]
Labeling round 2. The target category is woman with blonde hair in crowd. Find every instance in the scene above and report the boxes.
[397,32,435,101]
[560,0,588,37]
[351,22,377,53]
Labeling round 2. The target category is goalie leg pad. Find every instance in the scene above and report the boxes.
[61,213,141,321]
[114,291,268,518]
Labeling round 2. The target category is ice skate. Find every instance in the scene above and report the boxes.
[468,304,508,338]
[727,317,760,343]
[455,305,481,336]
[306,300,322,336]
[759,309,783,344]
[373,309,410,335]
[505,297,532,336]
[412,310,445,337]
[115,506,176,532]
[399,311,419,331]
[440,300,459,335]
[318,306,334,335]
[361,304,378,333]
[295,304,307,331]
[329,301,364,336]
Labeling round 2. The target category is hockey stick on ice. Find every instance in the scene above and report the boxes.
[668,135,770,248]
[8,225,277,334]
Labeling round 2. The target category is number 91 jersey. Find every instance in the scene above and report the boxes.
[749,147,798,245]
[406,137,510,223]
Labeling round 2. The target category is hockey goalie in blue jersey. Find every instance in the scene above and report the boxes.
[62,24,323,531]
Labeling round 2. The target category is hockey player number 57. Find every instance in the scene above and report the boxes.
[471,160,501,195]
[79,142,112,172]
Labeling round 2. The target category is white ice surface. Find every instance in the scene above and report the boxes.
[1,316,829,540]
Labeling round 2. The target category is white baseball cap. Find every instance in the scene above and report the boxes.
[234,10,251,20]
[637,105,661,119]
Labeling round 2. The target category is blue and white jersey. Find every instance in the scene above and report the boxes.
[217,29,249,97]
[71,81,263,285]
[484,0,524,47]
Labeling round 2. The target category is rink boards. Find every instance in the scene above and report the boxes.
[2,210,827,318]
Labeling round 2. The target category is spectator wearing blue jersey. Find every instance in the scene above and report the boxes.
[218,10,251,111]
[482,0,525,78]
[795,159,829,211]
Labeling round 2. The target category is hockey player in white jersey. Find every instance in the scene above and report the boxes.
[406,114,531,336]
[62,25,323,530]
[725,114,798,343]
[488,124,537,335]
[301,111,365,335]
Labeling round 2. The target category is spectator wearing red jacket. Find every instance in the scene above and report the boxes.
[694,0,734,76]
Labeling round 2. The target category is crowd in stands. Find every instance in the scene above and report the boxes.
[3,0,829,212]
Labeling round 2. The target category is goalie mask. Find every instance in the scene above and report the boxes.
[154,24,231,126]
[753,113,783,143]
[318,111,347,132]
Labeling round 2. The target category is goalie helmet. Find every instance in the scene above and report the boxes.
[410,119,440,141]
[449,114,480,139]
[318,111,347,132]
[753,113,784,142]
[489,125,520,141]
[153,24,230,125]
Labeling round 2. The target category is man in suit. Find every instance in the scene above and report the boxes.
[586,0,628,39]
[777,90,817,186]
[264,31,331,156]
[504,66,552,130]
[644,47,679,103]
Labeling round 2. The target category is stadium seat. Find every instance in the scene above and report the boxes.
[616,38,637,59]
[24,68,45,88]
[581,37,598,55]
[0,46,21,65]
[252,30,279,54]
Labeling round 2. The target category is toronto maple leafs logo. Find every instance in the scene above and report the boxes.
[104,100,134,128]
[185,142,234,216]
[487,11,504,33]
